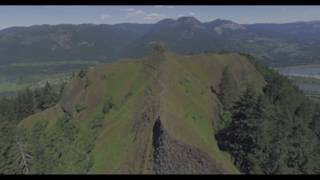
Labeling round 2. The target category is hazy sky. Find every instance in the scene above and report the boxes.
[0,5,320,29]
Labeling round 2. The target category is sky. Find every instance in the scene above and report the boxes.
[0,5,320,29]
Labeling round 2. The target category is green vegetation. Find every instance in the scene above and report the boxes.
[8,61,101,67]
[0,61,87,97]
[102,97,114,114]
[0,82,61,174]
[216,59,320,174]
[285,76,320,100]
[0,83,29,94]
[218,67,239,111]
[2,51,320,174]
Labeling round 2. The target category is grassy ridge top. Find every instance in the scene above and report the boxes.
[17,52,265,174]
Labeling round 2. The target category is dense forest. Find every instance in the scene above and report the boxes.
[216,55,320,174]
[0,82,62,173]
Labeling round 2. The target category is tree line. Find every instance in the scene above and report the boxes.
[216,56,320,174]
[0,82,62,174]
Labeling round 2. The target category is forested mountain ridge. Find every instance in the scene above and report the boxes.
[2,16,320,96]
[1,49,320,174]
[0,24,141,65]
[1,17,320,67]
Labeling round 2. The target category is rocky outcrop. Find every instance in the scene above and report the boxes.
[152,118,227,174]
[59,70,89,117]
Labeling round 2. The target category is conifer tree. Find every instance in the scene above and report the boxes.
[218,67,238,111]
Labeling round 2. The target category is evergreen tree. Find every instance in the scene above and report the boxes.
[218,67,238,111]
[150,41,166,63]
[217,86,262,173]
[0,83,62,174]
[216,57,320,174]
[15,88,36,120]
[34,82,58,111]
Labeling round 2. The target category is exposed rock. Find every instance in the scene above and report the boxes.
[59,73,88,118]
[152,118,227,174]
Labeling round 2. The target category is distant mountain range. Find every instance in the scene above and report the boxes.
[1,16,320,67]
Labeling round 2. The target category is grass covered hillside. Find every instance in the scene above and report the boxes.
[14,49,265,174]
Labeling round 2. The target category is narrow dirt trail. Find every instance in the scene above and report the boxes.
[133,54,167,173]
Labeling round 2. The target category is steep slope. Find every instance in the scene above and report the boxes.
[17,51,265,174]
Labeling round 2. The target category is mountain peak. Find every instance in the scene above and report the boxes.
[205,18,246,35]
[156,18,176,25]
[154,17,204,30]
[176,16,201,24]
[20,51,254,174]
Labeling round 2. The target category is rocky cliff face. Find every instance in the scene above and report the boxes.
[152,118,227,174]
